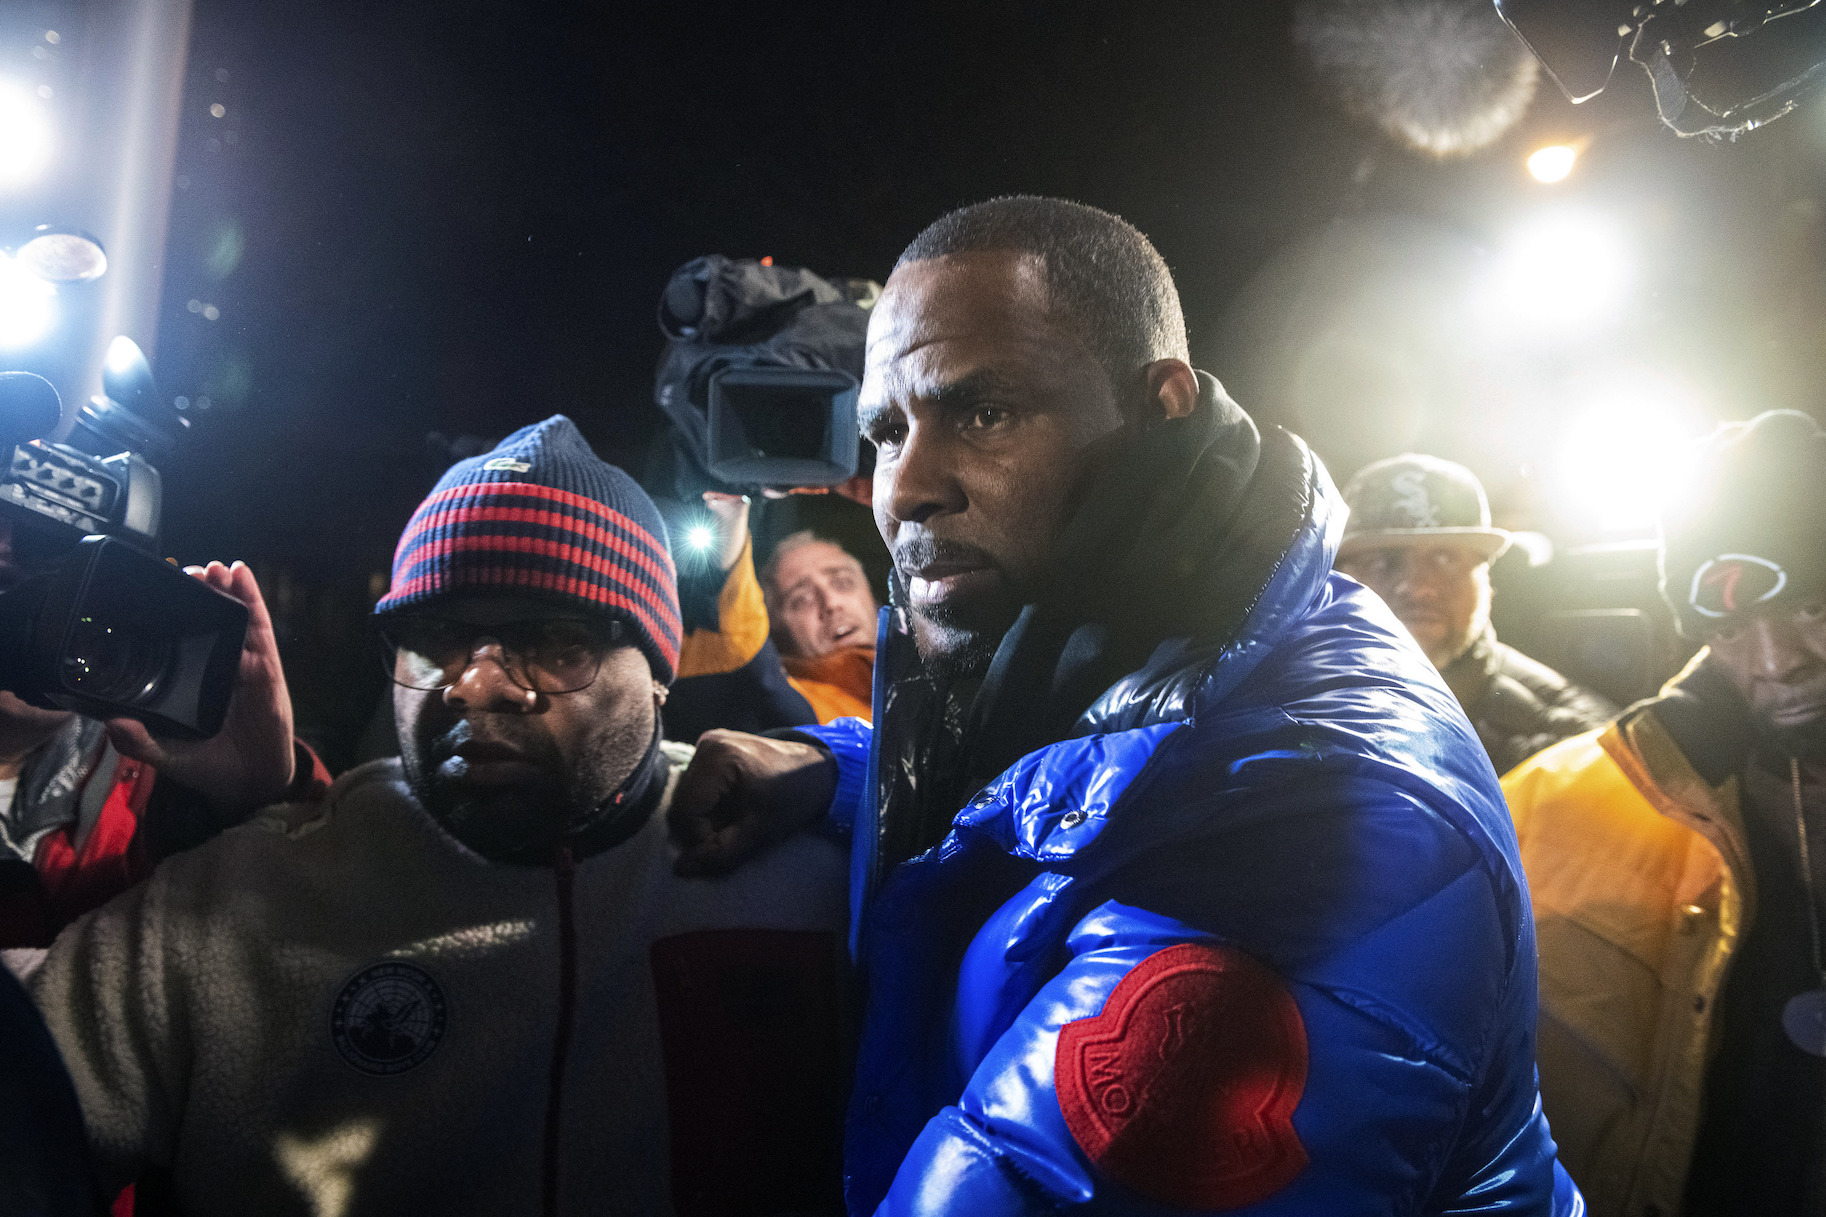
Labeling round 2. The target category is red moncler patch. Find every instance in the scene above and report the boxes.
[1055,941,1309,1210]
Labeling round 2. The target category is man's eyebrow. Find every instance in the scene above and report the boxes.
[926,369,1014,406]
[858,369,1014,431]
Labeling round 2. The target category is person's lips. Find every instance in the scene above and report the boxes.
[442,740,542,785]
[1767,698,1826,729]
[903,562,997,608]
[894,536,1003,612]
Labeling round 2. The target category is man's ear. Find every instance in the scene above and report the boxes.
[653,681,669,706]
[1140,359,1198,424]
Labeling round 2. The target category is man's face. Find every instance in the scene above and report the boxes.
[860,251,1127,680]
[769,540,877,659]
[1704,598,1826,751]
[1336,543,1491,668]
[392,595,660,863]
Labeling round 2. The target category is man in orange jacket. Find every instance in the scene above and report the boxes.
[1504,409,1826,1216]
[759,529,876,723]
[670,492,876,737]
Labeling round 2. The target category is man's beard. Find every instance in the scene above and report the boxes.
[895,535,1021,685]
[400,716,644,865]
[1755,714,1826,765]
[910,596,1020,685]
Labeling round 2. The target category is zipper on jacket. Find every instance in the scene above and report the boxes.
[542,843,578,1217]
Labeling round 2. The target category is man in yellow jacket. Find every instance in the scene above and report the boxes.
[1504,409,1826,1216]
[671,493,876,736]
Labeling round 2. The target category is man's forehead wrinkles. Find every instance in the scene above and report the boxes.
[871,355,1022,408]
[867,328,962,373]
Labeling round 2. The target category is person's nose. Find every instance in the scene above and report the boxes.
[1746,617,1812,684]
[443,641,538,712]
[883,416,964,528]
[1391,561,1429,604]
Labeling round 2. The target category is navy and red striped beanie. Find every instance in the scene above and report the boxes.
[376,415,682,682]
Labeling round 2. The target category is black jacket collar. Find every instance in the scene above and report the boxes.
[872,372,1312,870]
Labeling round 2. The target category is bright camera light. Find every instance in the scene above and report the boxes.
[104,335,143,376]
[0,253,56,349]
[0,82,53,189]
[1551,371,1707,535]
[1527,144,1578,183]
[1479,210,1630,337]
[685,524,715,552]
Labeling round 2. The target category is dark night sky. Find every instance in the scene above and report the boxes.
[110,0,1826,754]
[144,0,1498,575]
[150,1,1826,571]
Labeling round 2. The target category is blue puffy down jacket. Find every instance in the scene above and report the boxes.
[802,415,1582,1215]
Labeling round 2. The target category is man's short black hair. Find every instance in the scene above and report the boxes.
[894,195,1190,388]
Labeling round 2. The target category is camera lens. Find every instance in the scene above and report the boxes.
[60,615,170,704]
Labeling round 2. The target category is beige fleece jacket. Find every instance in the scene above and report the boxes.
[29,747,849,1217]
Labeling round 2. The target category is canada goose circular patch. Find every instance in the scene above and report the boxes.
[330,961,448,1076]
[1055,942,1308,1210]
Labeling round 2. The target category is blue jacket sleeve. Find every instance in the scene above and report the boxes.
[797,717,872,838]
[871,801,1582,1216]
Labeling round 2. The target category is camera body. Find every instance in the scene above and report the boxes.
[0,440,160,557]
[653,255,876,499]
[704,367,860,488]
[0,358,247,739]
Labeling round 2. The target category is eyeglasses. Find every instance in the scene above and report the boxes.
[379,617,625,694]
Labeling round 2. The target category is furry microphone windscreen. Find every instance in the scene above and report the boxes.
[1294,0,1540,158]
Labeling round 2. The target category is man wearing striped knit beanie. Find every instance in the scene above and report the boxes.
[29,416,849,1215]
[374,413,687,863]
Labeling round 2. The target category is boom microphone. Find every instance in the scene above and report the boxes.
[1294,0,1540,158]
[0,373,63,448]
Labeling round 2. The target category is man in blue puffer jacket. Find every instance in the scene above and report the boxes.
[670,196,1582,1215]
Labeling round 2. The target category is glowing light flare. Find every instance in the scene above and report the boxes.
[685,525,715,552]
[1478,210,1631,337]
[0,82,53,189]
[0,253,56,350]
[1550,374,1708,535]
[104,335,143,377]
[1527,144,1578,183]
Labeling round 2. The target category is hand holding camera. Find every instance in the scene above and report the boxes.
[0,355,258,756]
[100,559,296,811]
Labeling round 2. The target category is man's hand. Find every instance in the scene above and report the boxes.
[104,561,297,813]
[670,729,835,877]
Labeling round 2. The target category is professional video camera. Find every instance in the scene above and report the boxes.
[0,348,246,739]
[652,255,877,500]
[1497,0,1826,136]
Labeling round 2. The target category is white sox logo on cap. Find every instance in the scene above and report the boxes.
[1389,470,1442,528]
[1690,553,1788,619]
